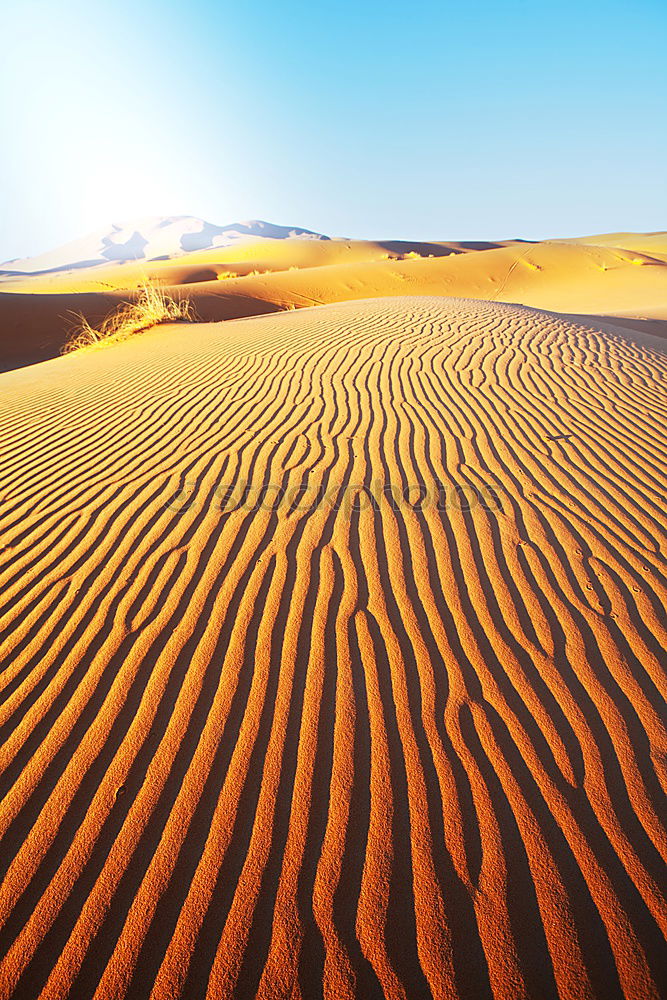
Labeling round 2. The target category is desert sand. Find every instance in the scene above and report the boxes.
[0,226,666,1000]
[2,224,666,368]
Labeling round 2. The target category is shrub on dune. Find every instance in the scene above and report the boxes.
[62,283,195,353]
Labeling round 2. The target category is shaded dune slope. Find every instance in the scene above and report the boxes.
[0,297,666,999]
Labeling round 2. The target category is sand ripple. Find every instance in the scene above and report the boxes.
[0,297,665,999]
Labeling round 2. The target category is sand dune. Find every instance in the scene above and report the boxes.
[559,233,667,256]
[160,240,667,320]
[0,217,330,275]
[2,235,666,368]
[0,236,505,296]
[0,211,528,288]
[0,297,665,999]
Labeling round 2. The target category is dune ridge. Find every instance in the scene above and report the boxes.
[0,218,331,275]
[0,297,665,999]
[2,235,666,369]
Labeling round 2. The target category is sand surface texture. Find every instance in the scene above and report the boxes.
[0,296,665,999]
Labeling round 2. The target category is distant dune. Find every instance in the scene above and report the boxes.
[556,232,667,255]
[1,229,666,367]
[0,217,330,275]
[0,223,666,1000]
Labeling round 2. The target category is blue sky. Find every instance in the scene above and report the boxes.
[1,0,666,260]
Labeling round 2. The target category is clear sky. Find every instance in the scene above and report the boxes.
[1,0,666,261]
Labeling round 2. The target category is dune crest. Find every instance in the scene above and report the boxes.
[0,217,330,276]
[0,297,665,999]
[2,230,666,369]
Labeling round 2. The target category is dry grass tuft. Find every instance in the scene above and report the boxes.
[62,283,195,353]
[215,268,266,281]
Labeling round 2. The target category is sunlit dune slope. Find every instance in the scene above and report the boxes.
[0,237,391,292]
[0,297,665,1000]
[2,238,667,367]
[165,241,667,318]
[0,218,332,276]
[558,232,667,256]
[0,236,507,295]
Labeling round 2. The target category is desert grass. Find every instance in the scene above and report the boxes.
[215,269,266,281]
[62,283,195,353]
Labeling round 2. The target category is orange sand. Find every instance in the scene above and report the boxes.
[2,235,666,368]
[0,291,666,999]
